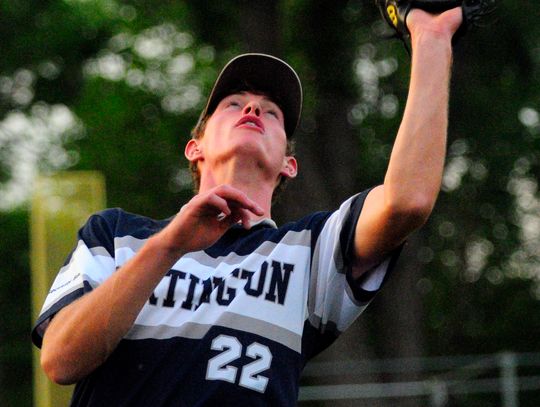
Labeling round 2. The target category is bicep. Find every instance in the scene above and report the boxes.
[352,185,411,278]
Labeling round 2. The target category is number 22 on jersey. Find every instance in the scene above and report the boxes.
[205,334,273,393]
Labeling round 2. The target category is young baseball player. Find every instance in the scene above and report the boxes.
[32,7,463,406]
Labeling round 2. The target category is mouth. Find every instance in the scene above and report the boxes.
[235,115,265,133]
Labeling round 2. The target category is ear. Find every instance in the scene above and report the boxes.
[185,139,203,162]
[280,156,298,179]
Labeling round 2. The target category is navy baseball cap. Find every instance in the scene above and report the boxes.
[196,53,303,138]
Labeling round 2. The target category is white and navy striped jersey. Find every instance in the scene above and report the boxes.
[32,190,401,406]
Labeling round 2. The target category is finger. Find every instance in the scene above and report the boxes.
[215,185,259,212]
[442,7,464,33]
[220,210,246,229]
[214,185,264,216]
[203,193,232,217]
[216,212,228,222]
[234,207,253,229]
[218,206,251,228]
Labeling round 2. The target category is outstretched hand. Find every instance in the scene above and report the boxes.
[158,185,265,256]
[407,7,463,42]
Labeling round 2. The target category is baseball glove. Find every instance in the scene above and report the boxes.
[376,0,496,53]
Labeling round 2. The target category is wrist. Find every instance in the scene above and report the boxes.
[407,7,463,49]
[410,30,453,61]
[411,28,453,46]
[146,230,186,262]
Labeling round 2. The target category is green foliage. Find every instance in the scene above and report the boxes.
[0,210,32,407]
[73,78,196,216]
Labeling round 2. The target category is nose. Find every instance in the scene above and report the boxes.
[243,101,261,116]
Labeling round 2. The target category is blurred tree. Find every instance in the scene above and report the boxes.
[421,0,540,357]
[0,210,32,406]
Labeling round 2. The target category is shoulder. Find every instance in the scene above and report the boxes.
[80,208,172,247]
[278,211,333,232]
[269,190,375,241]
[271,211,335,244]
[294,190,374,236]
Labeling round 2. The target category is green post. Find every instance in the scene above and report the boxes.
[30,171,106,407]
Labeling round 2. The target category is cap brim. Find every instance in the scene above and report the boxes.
[198,53,302,138]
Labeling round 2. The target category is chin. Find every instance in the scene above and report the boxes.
[232,137,265,153]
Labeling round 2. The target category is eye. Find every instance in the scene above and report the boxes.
[221,96,242,109]
[266,109,278,118]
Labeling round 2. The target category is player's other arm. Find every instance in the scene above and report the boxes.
[40,235,183,384]
[40,185,263,385]
[351,8,463,279]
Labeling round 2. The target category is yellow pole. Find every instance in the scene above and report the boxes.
[30,171,106,407]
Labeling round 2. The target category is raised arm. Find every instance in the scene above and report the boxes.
[40,185,263,384]
[352,7,463,278]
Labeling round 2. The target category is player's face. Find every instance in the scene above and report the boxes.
[209,92,286,143]
[193,92,295,183]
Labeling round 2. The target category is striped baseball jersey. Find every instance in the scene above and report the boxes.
[32,190,401,406]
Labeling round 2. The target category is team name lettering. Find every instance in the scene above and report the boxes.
[149,260,295,310]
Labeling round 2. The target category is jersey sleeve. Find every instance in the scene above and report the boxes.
[306,189,402,340]
[31,210,119,348]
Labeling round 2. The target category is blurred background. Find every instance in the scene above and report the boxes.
[1,1,539,406]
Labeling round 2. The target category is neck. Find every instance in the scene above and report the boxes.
[198,159,277,220]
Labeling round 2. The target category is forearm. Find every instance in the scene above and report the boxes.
[40,234,183,384]
[384,32,453,218]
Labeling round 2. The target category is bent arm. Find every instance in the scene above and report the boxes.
[352,8,462,278]
[40,185,264,384]
[40,235,181,384]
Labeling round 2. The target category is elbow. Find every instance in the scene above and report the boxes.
[387,193,435,231]
[41,335,108,385]
[41,349,79,385]
[40,339,89,385]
